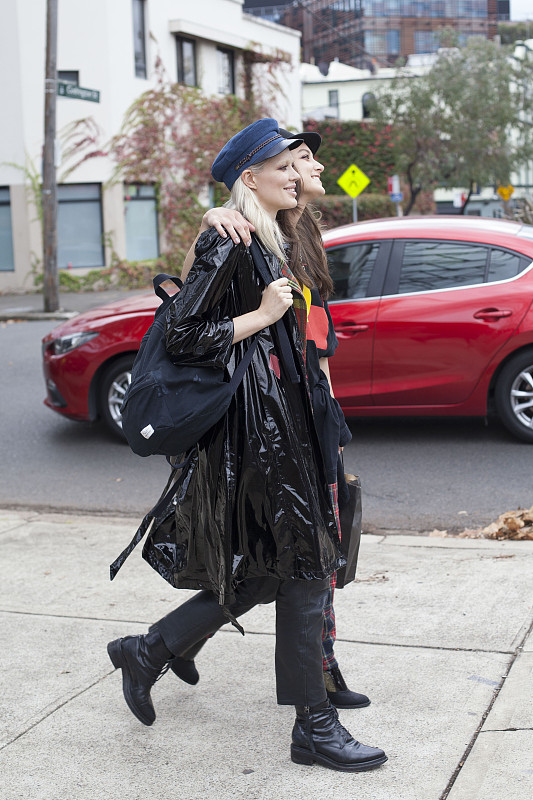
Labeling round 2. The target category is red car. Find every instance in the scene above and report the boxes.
[42,216,533,443]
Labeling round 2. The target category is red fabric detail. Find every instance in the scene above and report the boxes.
[306,304,329,350]
[269,353,281,379]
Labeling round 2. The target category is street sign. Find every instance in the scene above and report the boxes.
[57,82,100,103]
[390,192,403,203]
[497,184,514,202]
[387,174,400,196]
[337,163,370,199]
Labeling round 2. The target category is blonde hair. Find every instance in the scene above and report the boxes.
[226,162,287,263]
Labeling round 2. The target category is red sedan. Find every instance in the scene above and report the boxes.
[42,216,533,443]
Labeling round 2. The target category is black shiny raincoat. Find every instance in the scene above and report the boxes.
[163,228,344,606]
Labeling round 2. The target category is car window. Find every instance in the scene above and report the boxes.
[487,248,522,282]
[398,241,488,294]
[327,242,380,300]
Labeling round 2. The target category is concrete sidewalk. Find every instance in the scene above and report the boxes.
[1,508,532,800]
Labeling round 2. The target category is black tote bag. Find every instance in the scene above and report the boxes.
[335,473,362,589]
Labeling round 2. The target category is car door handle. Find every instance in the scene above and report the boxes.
[473,308,513,320]
[334,322,370,338]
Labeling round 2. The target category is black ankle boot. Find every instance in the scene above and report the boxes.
[324,666,371,709]
[291,701,387,772]
[107,628,173,726]
[168,656,199,685]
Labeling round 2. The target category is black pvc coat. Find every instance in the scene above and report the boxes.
[164,229,344,605]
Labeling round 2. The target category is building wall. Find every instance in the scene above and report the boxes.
[301,56,433,122]
[0,0,301,291]
[281,0,499,69]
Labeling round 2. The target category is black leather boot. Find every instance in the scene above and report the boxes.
[107,628,173,726]
[324,666,371,709]
[291,701,387,772]
[168,656,199,685]
[166,636,207,686]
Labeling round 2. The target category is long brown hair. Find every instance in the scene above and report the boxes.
[278,203,334,299]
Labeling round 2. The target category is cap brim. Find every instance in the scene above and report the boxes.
[256,137,304,164]
[279,129,322,155]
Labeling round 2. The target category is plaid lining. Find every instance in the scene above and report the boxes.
[279,259,307,355]
[322,482,342,671]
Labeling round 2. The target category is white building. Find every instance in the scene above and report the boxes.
[0,0,301,291]
[301,55,434,124]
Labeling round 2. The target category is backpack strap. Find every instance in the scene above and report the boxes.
[153,273,183,301]
[109,454,191,581]
[249,238,300,384]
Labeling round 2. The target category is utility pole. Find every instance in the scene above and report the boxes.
[42,0,59,312]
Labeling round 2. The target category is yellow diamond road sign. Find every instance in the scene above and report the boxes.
[337,163,371,198]
[497,184,514,202]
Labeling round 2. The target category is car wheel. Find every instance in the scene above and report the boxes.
[98,355,135,438]
[495,348,533,443]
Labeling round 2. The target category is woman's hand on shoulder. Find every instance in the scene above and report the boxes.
[202,208,255,246]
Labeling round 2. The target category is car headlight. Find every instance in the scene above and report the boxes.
[50,331,99,355]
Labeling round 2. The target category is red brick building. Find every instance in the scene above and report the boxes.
[244,1,507,70]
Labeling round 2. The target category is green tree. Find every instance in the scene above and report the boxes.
[374,38,533,214]
[303,119,397,195]
[498,22,532,45]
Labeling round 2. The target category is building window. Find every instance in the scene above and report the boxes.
[414,30,439,54]
[217,48,235,95]
[58,71,79,85]
[0,188,15,272]
[177,37,197,87]
[132,0,147,79]
[328,89,339,112]
[497,0,510,21]
[365,29,400,57]
[57,184,104,269]
[362,91,376,118]
[124,185,159,261]
[386,29,400,55]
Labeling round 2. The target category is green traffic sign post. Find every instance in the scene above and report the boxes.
[337,163,370,222]
[57,82,100,103]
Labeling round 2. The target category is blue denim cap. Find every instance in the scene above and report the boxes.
[211,118,303,190]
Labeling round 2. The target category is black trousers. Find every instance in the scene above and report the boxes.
[153,576,329,707]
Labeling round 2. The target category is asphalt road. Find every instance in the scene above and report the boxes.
[2,317,532,532]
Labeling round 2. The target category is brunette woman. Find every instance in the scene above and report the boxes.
[107,119,386,772]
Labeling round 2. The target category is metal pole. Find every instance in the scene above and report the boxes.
[352,197,358,223]
[42,0,59,312]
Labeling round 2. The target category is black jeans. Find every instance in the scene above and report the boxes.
[153,576,329,707]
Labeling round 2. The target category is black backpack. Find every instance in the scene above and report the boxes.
[120,239,298,458]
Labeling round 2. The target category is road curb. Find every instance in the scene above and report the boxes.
[0,311,78,321]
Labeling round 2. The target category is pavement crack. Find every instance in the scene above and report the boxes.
[439,614,533,800]
[0,610,516,656]
[481,727,533,733]
[0,670,115,752]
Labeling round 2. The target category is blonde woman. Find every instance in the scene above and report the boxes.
[108,120,386,772]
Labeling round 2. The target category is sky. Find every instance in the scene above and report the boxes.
[511,0,533,21]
